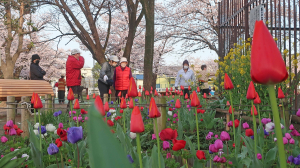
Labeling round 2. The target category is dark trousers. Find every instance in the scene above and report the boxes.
[58,90,65,103]
[98,80,110,101]
[201,89,210,95]
[183,89,190,99]
[115,90,127,102]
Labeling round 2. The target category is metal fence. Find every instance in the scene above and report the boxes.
[218,0,300,109]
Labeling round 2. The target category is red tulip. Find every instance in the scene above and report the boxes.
[145,90,150,96]
[104,102,109,112]
[125,94,128,99]
[109,89,112,95]
[149,97,161,118]
[196,150,206,160]
[86,95,90,100]
[67,88,74,100]
[245,129,254,137]
[191,91,200,107]
[166,92,169,96]
[128,77,138,97]
[81,109,88,114]
[150,91,153,95]
[234,119,240,128]
[166,88,169,92]
[55,138,62,148]
[180,86,184,90]
[34,93,43,109]
[16,129,23,136]
[278,87,285,99]
[224,73,234,90]
[170,87,173,92]
[118,92,121,97]
[251,105,258,116]
[130,106,145,133]
[151,86,153,91]
[139,85,141,89]
[31,92,36,104]
[138,92,142,97]
[107,120,114,127]
[129,98,134,109]
[160,128,178,141]
[197,109,205,114]
[229,106,234,114]
[120,109,123,113]
[115,116,122,121]
[154,90,158,96]
[246,81,256,100]
[172,139,186,151]
[254,92,261,104]
[95,96,105,116]
[140,107,144,111]
[185,93,188,99]
[197,87,200,92]
[203,93,207,99]
[251,21,288,84]
[93,93,96,99]
[175,99,181,108]
[188,86,191,91]
[120,97,127,109]
[143,87,145,91]
[73,99,80,109]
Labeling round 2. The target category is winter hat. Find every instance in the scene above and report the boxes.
[71,49,80,55]
[183,60,189,67]
[31,54,40,63]
[120,57,128,63]
[109,55,119,62]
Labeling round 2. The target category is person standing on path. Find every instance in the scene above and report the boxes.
[98,55,119,101]
[113,57,132,99]
[66,49,85,104]
[30,54,46,80]
[79,75,86,103]
[58,75,66,104]
[174,60,196,99]
[198,64,215,95]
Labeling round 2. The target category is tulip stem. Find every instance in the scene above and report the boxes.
[257,104,264,163]
[55,154,60,168]
[70,101,73,127]
[60,151,64,168]
[77,109,79,127]
[136,134,143,168]
[38,109,42,151]
[195,108,200,150]
[282,100,286,131]
[123,109,126,133]
[154,119,161,168]
[267,85,287,168]
[34,108,36,124]
[76,143,80,168]
[251,101,258,156]
[178,108,180,121]
[229,91,236,153]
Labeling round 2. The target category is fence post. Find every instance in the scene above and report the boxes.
[21,96,30,138]
[103,94,108,104]
[7,96,16,123]
[153,96,166,134]
[45,94,53,113]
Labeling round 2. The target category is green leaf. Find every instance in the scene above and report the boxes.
[185,135,196,156]
[88,105,133,168]
[238,146,248,159]
[149,145,165,168]
[178,120,183,140]
[264,146,277,167]
[2,157,27,168]
[28,122,44,168]
[0,148,28,167]
[243,157,252,168]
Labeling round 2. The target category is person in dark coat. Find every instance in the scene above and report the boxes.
[30,54,46,80]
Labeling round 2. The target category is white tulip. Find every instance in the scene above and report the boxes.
[54,130,57,135]
[34,123,40,129]
[46,124,56,132]
[22,154,29,161]
[111,113,117,122]
[129,132,136,139]
[167,111,173,116]
[265,122,275,132]
[109,109,116,113]
[33,130,39,135]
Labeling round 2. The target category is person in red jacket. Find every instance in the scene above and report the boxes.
[113,57,132,98]
[66,49,85,101]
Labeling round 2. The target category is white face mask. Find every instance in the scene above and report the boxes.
[183,66,189,69]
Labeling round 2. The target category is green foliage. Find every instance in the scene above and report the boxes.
[92,62,102,87]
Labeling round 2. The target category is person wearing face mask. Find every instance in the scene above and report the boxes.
[98,55,119,101]
[198,64,215,95]
[113,57,132,99]
[30,54,46,80]
[174,60,196,99]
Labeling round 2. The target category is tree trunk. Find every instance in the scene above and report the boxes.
[142,0,155,92]
[1,61,15,79]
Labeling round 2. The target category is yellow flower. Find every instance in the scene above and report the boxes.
[266,20,270,25]
[191,64,195,68]
[221,82,224,86]
[225,65,229,71]
[283,49,289,55]
[221,76,224,80]
[247,38,252,42]
[292,59,298,67]
[237,85,240,88]
[232,77,235,80]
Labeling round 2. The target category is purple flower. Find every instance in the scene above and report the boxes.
[135,99,139,102]
[209,144,218,153]
[170,100,174,103]
[6,120,13,127]
[163,141,170,150]
[242,122,249,129]
[9,128,16,136]
[288,155,294,163]
[291,130,300,136]
[214,139,223,150]
[213,155,220,162]
[257,153,262,160]
[251,136,254,140]
[220,131,230,141]
[107,112,111,117]
[261,118,271,125]
[264,130,269,136]
[152,134,156,140]
[206,134,212,140]
[297,109,300,117]
[209,151,213,154]
[127,154,134,163]
[38,126,47,134]
[53,112,59,117]
[294,158,300,165]
[67,126,83,144]
[227,121,233,127]
[47,143,59,155]
[187,105,190,108]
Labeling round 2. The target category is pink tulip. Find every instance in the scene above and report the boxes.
[6,120,13,127]
[242,122,249,129]
[152,134,156,140]
[228,161,233,165]
[289,124,295,130]
[291,129,300,136]
[283,137,288,145]
[85,117,88,120]
[214,139,223,150]
[261,118,271,125]
[9,128,16,136]
[209,144,218,153]
[220,131,230,141]
[285,133,292,140]
[257,153,262,160]
[208,132,214,136]
[226,101,230,106]
[173,113,178,118]
[220,157,226,163]
[78,116,82,122]
[213,155,220,162]
[227,121,233,127]
[1,155,3,158]
[73,117,77,121]
[176,118,178,121]
[166,153,171,159]
[58,123,63,128]
[206,134,212,140]
[167,118,170,121]
[163,141,170,150]
[1,136,8,143]
[297,109,300,117]
[289,138,295,144]
[188,108,191,111]
[215,134,218,138]
[73,111,76,114]
[173,121,176,124]
[10,148,14,152]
